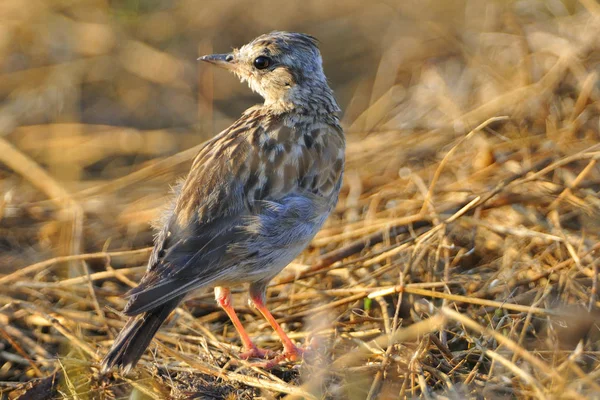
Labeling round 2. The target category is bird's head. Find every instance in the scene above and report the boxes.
[200,31,338,112]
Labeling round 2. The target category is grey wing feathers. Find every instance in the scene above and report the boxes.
[122,115,263,315]
[123,214,244,315]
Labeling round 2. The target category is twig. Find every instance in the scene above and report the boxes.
[369,286,562,316]
[0,248,151,286]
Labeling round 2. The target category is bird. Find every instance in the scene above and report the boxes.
[101,31,345,373]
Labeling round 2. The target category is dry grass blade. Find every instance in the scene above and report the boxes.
[0,138,74,207]
[0,248,151,285]
[370,285,559,316]
[76,142,208,198]
[333,314,446,368]
[420,116,508,215]
[480,346,547,400]
[440,308,559,381]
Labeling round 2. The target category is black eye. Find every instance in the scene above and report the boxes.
[253,56,271,70]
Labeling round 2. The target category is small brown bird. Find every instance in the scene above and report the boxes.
[101,31,344,373]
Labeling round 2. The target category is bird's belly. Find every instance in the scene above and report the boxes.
[242,240,312,282]
[215,188,341,286]
[223,212,329,285]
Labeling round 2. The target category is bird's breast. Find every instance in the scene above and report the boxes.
[236,119,344,205]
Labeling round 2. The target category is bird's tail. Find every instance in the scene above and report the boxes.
[101,296,183,374]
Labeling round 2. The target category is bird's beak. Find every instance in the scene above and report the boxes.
[198,53,235,70]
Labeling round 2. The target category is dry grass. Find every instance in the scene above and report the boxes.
[1,0,600,399]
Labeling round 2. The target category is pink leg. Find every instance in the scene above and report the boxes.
[214,287,272,359]
[249,293,304,363]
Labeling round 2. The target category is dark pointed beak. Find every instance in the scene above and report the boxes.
[198,53,235,69]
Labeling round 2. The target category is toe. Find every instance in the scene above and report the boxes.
[283,344,304,361]
[239,346,274,360]
[259,345,306,368]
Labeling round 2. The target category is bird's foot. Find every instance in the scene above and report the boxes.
[239,346,274,360]
[282,344,305,361]
[259,344,305,368]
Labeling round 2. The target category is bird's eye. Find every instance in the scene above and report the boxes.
[253,56,272,70]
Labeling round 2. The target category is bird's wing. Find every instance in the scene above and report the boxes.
[123,109,344,315]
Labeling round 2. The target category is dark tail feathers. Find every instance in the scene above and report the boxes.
[101,296,183,374]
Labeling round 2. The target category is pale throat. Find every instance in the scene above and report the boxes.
[262,82,339,114]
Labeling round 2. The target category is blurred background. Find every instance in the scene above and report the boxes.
[2,0,600,398]
[2,0,599,267]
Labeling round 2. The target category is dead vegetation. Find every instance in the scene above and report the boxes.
[1,0,600,399]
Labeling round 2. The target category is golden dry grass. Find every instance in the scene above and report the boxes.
[1,0,600,399]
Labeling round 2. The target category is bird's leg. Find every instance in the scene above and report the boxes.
[249,284,304,363]
[214,287,272,359]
